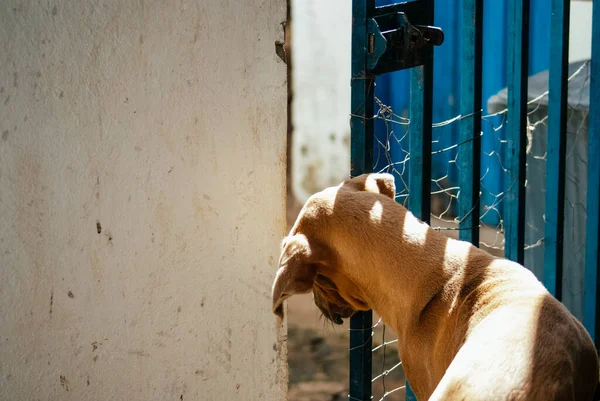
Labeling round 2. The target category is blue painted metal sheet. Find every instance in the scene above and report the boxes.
[431,0,461,194]
[543,0,570,299]
[349,0,374,399]
[584,0,600,347]
[480,0,508,227]
[504,0,530,264]
[374,0,552,228]
[458,0,483,245]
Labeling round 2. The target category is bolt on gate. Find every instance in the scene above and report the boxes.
[348,0,600,400]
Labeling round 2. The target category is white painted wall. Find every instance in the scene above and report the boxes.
[291,0,352,203]
[0,1,287,400]
[570,1,593,63]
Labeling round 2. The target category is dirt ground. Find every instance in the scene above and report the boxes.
[285,193,504,401]
[287,295,406,401]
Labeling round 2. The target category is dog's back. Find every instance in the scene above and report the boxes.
[429,260,599,400]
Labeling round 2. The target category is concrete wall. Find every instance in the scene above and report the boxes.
[291,0,351,203]
[570,1,593,63]
[0,1,287,400]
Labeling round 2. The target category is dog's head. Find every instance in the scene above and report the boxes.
[271,173,396,325]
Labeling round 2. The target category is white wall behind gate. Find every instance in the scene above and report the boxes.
[291,0,352,203]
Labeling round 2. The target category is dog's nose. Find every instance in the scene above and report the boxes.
[333,313,343,325]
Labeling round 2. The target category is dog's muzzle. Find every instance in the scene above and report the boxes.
[313,287,356,325]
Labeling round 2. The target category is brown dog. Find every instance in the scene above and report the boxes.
[272,173,599,400]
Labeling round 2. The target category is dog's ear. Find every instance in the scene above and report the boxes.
[364,173,396,199]
[272,234,319,322]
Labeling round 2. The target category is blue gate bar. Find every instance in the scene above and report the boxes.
[350,0,375,180]
[543,0,570,300]
[505,0,530,264]
[407,4,435,400]
[584,0,600,347]
[407,67,433,401]
[458,0,483,246]
[349,0,374,399]
[407,64,434,225]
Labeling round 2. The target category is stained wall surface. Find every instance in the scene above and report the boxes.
[0,1,288,400]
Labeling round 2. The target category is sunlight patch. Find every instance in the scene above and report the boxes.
[402,212,428,246]
[369,200,383,223]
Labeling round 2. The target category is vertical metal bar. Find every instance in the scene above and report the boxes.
[351,1,375,180]
[543,0,570,300]
[408,62,434,224]
[584,0,600,347]
[459,0,483,246]
[349,312,373,400]
[350,0,374,399]
[505,0,530,264]
[407,3,434,400]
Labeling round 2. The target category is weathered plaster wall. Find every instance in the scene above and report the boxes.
[291,0,352,204]
[570,1,593,63]
[0,1,287,400]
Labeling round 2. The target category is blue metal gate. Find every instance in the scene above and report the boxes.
[349,0,600,400]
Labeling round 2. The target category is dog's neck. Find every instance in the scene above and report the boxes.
[338,206,494,355]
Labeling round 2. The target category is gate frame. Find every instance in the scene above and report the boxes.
[349,0,600,399]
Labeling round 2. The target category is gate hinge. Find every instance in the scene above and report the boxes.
[366,7,444,75]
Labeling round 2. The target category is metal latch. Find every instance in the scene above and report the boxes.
[366,4,444,75]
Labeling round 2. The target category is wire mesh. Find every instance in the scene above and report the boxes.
[365,60,591,400]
